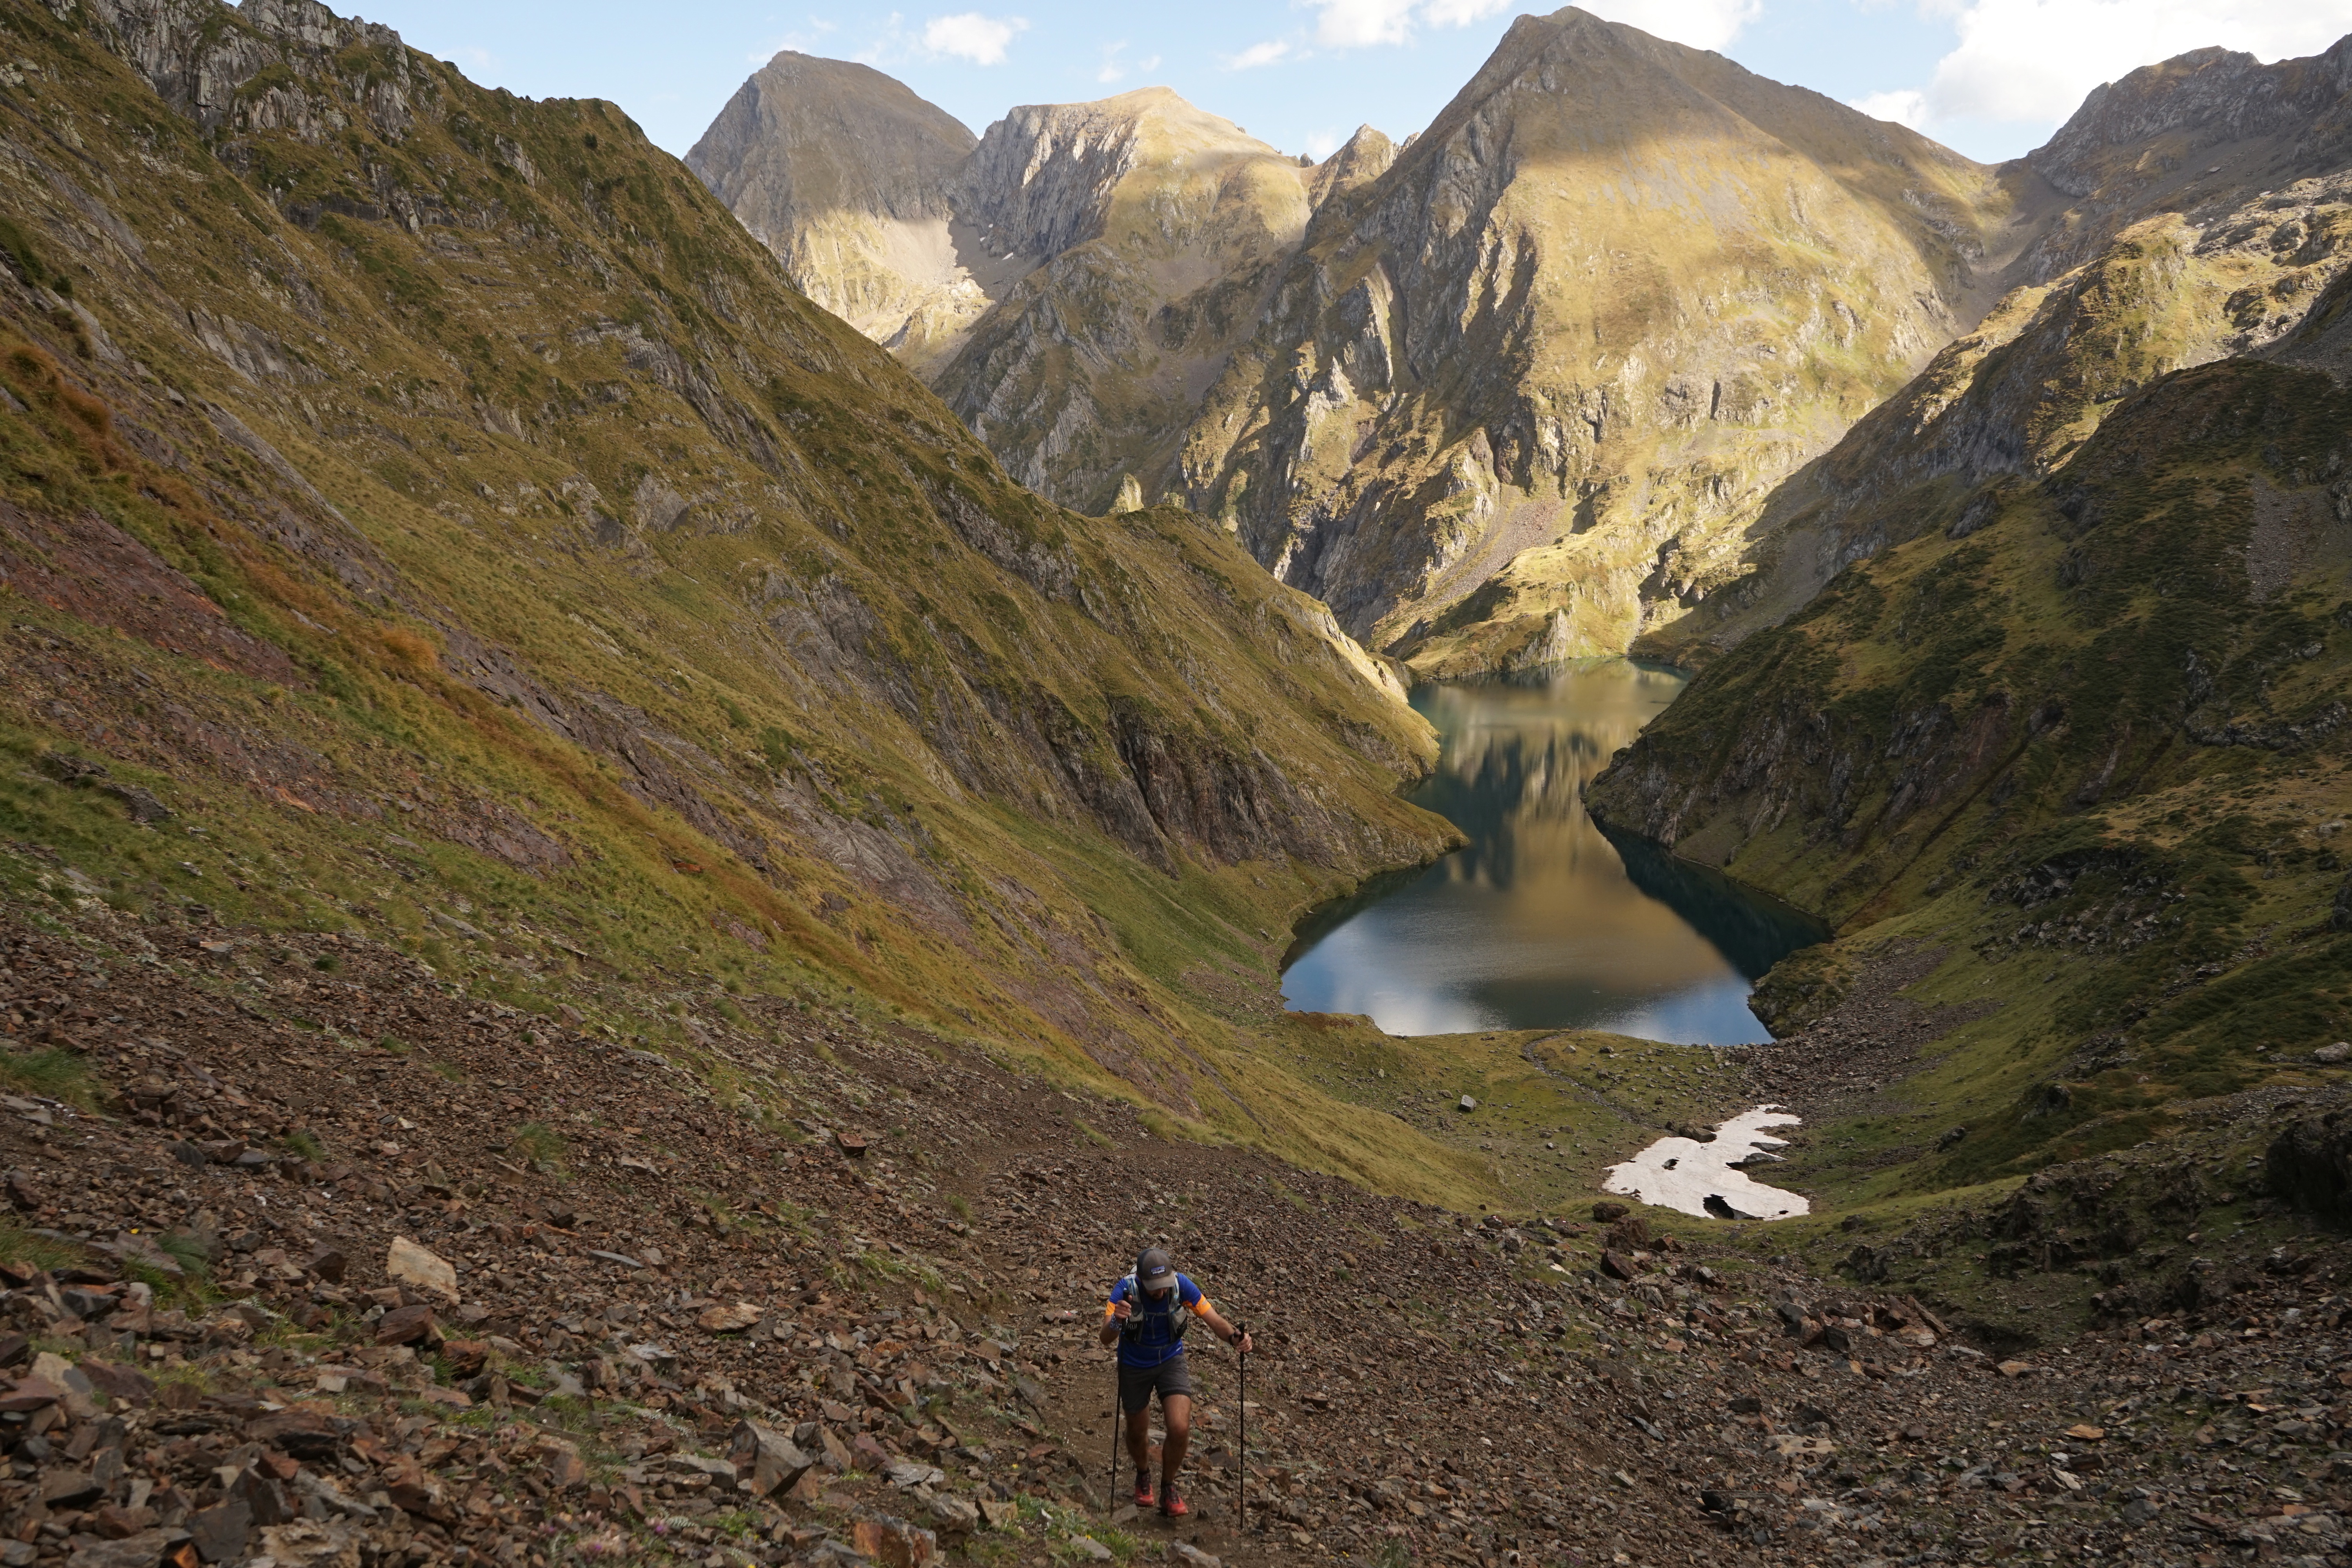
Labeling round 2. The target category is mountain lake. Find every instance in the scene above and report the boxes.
[1279,659,1828,1040]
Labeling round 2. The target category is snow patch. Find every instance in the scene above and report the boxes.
[1603,1105,1809,1220]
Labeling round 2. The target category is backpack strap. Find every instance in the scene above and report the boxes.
[1116,1272,1141,1337]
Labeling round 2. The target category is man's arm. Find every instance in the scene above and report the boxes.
[1194,1303,1254,1356]
[1100,1296,1130,1349]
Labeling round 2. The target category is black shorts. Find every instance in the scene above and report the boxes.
[1119,1356,1194,1414]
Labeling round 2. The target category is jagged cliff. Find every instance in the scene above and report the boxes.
[691,8,2032,669]
[690,14,2352,681]
[0,0,1463,1170]
[928,89,1319,515]
[697,82,1325,516]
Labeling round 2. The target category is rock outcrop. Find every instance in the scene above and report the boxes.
[692,8,2029,670]
[697,78,1323,514]
[932,89,1317,515]
[1178,8,2025,672]
[1648,37,2352,662]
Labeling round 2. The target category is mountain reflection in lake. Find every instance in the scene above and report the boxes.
[1279,661,1826,1040]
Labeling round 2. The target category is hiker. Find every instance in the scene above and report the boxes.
[1102,1245,1253,1517]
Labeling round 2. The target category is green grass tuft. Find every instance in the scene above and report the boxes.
[0,1047,98,1110]
[509,1120,566,1172]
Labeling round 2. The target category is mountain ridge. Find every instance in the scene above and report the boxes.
[690,7,2035,673]
[0,0,1478,1199]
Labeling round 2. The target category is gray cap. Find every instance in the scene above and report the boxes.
[1136,1247,1176,1293]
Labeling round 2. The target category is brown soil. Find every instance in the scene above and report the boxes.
[4,909,2350,1567]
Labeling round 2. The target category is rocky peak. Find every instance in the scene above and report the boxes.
[686,53,973,232]
[83,0,418,138]
[956,87,1287,261]
[1308,124,1395,209]
[1178,2,2011,670]
[2030,36,2352,198]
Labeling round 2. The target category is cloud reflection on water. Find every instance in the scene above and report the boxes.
[1279,661,1824,1041]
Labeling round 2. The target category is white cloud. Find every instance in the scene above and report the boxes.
[1096,40,1161,83]
[919,11,1028,65]
[746,19,838,64]
[1876,0,2352,141]
[1305,126,1346,159]
[1422,0,1514,24]
[1305,0,1759,52]
[1848,87,1928,127]
[1578,0,1764,51]
[1225,38,1294,68]
[1308,0,1420,47]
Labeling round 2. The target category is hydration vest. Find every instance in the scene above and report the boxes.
[1118,1272,1193,1343]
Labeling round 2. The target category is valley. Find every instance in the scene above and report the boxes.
[3,0,2352,1566]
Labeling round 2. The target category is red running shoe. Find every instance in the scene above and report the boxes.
[1161,1488,1189,1518]
[1132,1476,1156,1508]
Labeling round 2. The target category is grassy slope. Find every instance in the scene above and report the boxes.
[0,0,1552,1205]
[1587,341,2352,1331]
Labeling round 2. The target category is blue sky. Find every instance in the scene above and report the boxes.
[360,0,2352,167]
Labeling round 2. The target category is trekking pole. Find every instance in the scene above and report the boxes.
[1107,1352,1121,1508]
[1237,1319,1249,1534]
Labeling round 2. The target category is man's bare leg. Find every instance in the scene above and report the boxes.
[1125,1402,1154,1485]
[1160,1393,1192,1500]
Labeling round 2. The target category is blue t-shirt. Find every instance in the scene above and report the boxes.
[1106,1273,1208,1368]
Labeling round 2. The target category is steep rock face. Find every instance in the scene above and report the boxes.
[2030,37,2352,203]
[931,89,1316,515]
[684,53,983,364]
[1175,7,2019,673]
[695,79,1328,513]
[1659,41,2352,664]
[0,0,1451,1125]
[1309,124,1396,207]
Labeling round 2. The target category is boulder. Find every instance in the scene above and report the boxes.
[385,1237,458,1302]
[374,1304,439,1347]
[697,1301,762,1333]
[2267,1113,2352,1217]
[729,1420,816,1498]
[62,1529,182,1568]
[927,1493,980,1534]
[850,1515,936,1568]
[78,1360,155,1407]
[187,1499,252,1564]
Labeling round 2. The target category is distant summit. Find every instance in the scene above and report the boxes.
[687,53,978,356]
[693,74,1329,507]
[690,10,2352,679]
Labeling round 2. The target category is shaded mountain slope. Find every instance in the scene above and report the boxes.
[1653,37,2352,663]
[0,0,1471,1192]
[1585,201,2352,1328]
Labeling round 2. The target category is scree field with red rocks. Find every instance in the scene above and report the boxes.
[6,902,2352,1568]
